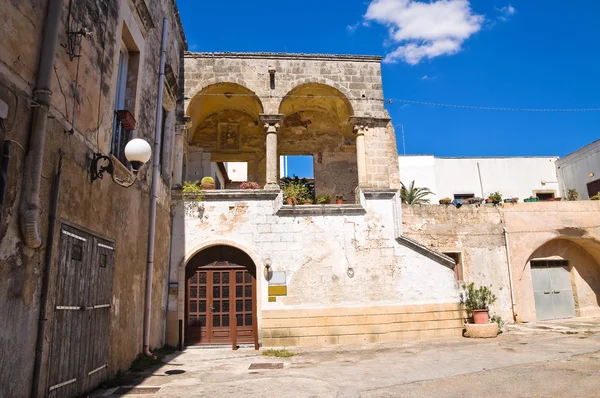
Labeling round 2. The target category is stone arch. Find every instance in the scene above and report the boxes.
[185,77,254,103]
[283,77,355,104]
[180,238,265,347]
[520,235,600,321]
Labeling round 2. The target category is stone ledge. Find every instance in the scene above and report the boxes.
[276,204,366,217]
[464,323,499,338]
[396,235,455,269]
[362,189,398,199]
[172,189,280,202]
[184,52,383,62]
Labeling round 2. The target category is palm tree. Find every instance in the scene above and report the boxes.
[400,180,434,205]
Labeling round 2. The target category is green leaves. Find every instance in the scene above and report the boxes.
[462,282,497,312]
[400,180,434,205]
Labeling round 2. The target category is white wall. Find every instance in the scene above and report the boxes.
[556,140,600,200]
[399,156,559,202]
[398,156,438,199]
[226,162,248,182]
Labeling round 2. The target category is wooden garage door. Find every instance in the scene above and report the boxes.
[47,225,114,397]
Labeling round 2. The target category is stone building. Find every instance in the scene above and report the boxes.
[0,0,186,397]
[168,52,465,349]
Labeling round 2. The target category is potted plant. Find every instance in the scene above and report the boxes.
[488,192,502,204]
[591,192,600,200]
[524,196,539,203]
[200,176,215,190]
[240,181,260,190]
[316,194,332,204]
[335,195,344,204]
[554,197,562,201]
[301,195,313,205]
[567,189,579,201]
[181,181,204,214]
[439,197,452,205]
[462,282,497,324]
[283,182,307,205]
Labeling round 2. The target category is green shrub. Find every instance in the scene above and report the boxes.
[201,176,215,185]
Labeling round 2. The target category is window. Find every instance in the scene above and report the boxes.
[111,47,131,163]
[160,107,168,173]
[111,22,141,165]
[587,179,600,198]
[443,252,463,281]
[531,260,568,268]
[536,192,555,201]
[454,194,474,200]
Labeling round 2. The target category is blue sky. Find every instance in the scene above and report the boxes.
[177,0,599,159]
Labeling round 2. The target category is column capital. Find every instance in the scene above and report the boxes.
[260,114,284,125]
[349,116,391,131]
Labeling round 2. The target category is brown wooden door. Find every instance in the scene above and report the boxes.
[186,262,255,345]
[47,225,114,398]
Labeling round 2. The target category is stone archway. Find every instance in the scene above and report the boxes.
[525,237,600,321]
[182,244,261,349]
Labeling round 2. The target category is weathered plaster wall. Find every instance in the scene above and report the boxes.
[0,0,185,396]
[402,205,513,321]
[402,202,600,323]
[314,152,358,203]
[168,192,462,346]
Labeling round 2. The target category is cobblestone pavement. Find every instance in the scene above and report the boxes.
[90,318,600,398]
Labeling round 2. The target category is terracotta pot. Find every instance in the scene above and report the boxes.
[472,309,489,324]
[302,201,313,205]
[117,109,136,130]
[286,198,294,205]
[200,183,215,190]
[336,199,343,204]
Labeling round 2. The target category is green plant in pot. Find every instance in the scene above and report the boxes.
[181,181,204,215]
[283,182,308,205]
[316,194,332,204]
[200,176,215,190]
[591,192,600,201]
[488,192,502,204]
[567,189,579,201]
[462,282,497,324]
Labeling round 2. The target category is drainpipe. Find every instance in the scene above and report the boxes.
[19,0,63,248]
[503,227,518,322]
[31,151,62,398]
[143,18,169,357]
[0,141,11,226]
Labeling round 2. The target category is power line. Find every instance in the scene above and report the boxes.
[186,92,600,113]
[386,98,600,113]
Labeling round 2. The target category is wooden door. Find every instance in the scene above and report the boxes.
[47,225,114,397]
[186,262,255,346]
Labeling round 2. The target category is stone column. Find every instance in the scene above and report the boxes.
[354,124,368,187]
[260,114,284,190]
[349,116,391,189]
[172,116,191,187]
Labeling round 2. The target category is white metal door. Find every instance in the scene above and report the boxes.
[531,260,576,321]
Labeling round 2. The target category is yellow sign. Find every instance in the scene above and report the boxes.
[268,285,287,296]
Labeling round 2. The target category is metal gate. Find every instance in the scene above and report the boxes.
[46,224,115,397]
[531,260,576,321]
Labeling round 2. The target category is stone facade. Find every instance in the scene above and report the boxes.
[403,201,600,323]
[0,1,185,396]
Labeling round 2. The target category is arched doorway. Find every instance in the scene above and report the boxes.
[527,237,600,321]
[185,245,258,347]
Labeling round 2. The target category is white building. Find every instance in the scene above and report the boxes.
[556,139,600,200]
[399,155,560,202]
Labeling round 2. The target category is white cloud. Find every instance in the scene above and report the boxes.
[495,4,516,22]
[364,0,484,64]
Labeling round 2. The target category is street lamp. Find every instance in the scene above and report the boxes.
[90,138,152,183]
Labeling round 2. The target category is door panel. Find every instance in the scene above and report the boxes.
[550,266,576,319]
[532,266,554,321]
[531,260,576,321]
[186,263,255,345]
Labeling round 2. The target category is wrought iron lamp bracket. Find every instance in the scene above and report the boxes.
[90,153,114,183]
